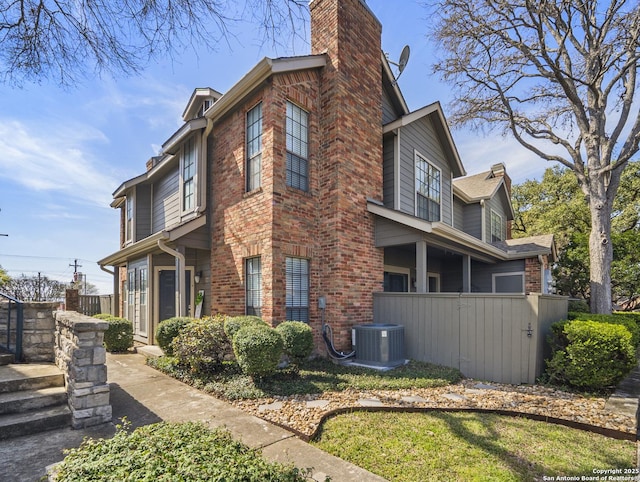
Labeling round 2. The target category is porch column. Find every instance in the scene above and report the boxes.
[416,240,428,293]
[462,255,471,293]
[112,268,120,316]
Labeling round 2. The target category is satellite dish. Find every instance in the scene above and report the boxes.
[387,45,410,83]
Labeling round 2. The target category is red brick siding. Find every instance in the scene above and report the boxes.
[525,257,542,293]
[311,0,384,350]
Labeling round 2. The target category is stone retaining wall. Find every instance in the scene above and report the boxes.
[54,311,112,429]
[0,301,59,362]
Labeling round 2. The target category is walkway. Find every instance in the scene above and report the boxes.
[0,352,385,482]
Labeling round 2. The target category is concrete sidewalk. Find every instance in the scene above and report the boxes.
[0,352,385,482]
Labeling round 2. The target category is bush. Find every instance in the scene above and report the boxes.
[567,312,640,347]
[232,324,283,379]
[546,319,636,390]
[275,321,314,366]
[171,315,233,373]
[95,315,133,353]
[53,420,312,481]
[223,315,267,340]
[156,317,193,355]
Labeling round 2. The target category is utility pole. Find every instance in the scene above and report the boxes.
[69,259,82,276]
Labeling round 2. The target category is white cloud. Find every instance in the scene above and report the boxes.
[0,119,117,206]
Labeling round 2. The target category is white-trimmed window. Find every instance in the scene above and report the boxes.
[126,269,136,322]
[139,267,148,335]
[182,136,197,213]
[286,257,309,322]
[245,257,262,317]
[415,151,441,222]
[125,195,134,243]
[491,210,506,242]
[286,101,309,191]
[492,272,525,294]
[384,265,410,292]
[246,102,263,192]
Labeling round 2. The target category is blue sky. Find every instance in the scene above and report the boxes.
[0,0,554,294]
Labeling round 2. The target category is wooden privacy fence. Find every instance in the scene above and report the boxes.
[373,293,568,385]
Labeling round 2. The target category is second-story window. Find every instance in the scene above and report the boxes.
[246,102,262,192]
[415,151,441,222]
[286,101,309,191]
[182,136,196,212]
[491,210,506,242]
[125,195,134,243]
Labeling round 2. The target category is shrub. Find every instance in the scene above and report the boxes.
[156,317,193,355]
[53,420,312,481]
[171,315,233,373]
[223,315,267,340]
[567,312,640,347]
[95,315,133,353]
[546,319,636,390]
[275,321,314,366]
[232,324,283,379]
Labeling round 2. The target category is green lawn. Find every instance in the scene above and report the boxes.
[312,411,636,482]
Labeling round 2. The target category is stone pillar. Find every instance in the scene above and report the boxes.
[65,289,79,312]
[21,302,57,362]
[55,311,111,429]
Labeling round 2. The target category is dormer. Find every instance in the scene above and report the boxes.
[182,87,223,121]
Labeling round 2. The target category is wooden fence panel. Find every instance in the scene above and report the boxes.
[374,293,567,385]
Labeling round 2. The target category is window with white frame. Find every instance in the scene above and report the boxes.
[245,257,262,317]
[139,267,148,335]
[492,272,525,293]
[125,195,134,243]
[286,101,309,191]
[286,257,309,322]
[415,151,441,222]
[182,136,197,212]
[246,103,262,192]
[491,210,506,242]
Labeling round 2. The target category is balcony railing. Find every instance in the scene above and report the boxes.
[0,292,24,362]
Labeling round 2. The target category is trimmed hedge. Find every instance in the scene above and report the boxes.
[171,315,233,372]
[232,324,283,379]
[223,315,267,340]
[94,315,133,353]
[156,317,193,355]
[567,312,640,347]
[275,321,314,366]
[546,319,636,390]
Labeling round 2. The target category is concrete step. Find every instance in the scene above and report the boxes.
[0,364,64,394]
[0,353,14,366]
[0,386,67,415]
[0,404,71,440]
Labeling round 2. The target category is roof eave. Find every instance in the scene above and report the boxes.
[204,55,327,122]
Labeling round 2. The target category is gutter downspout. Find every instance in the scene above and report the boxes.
[157,239,187,317]
[196,118,214,214]
[99,265,119,316]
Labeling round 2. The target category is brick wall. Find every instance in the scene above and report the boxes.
[210,0,385,352]
[525,257,542,293]
[310,0,384,350]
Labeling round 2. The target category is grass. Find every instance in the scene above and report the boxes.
[312,411,636,482]
[148,356,463,400]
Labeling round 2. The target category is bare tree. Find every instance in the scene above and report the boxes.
[4,273,67,301]
[0,0,308,86]
[429,0,640,313]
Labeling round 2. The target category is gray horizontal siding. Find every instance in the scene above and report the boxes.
[463,203,482,240]
[383,134,396,208]
[397,116,453,225]
[135,184,152,241]
[471,259,525,293]
[452,197,464,231]
[152,169,180,232]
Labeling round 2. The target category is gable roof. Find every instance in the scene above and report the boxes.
[494,234,557,261]
[203,55,327,123]
[453,166,515,220]
[383,102,466,178]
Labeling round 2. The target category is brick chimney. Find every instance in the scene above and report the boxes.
[310,0,384,350]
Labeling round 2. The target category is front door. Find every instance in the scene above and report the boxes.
[158,269,192,323]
